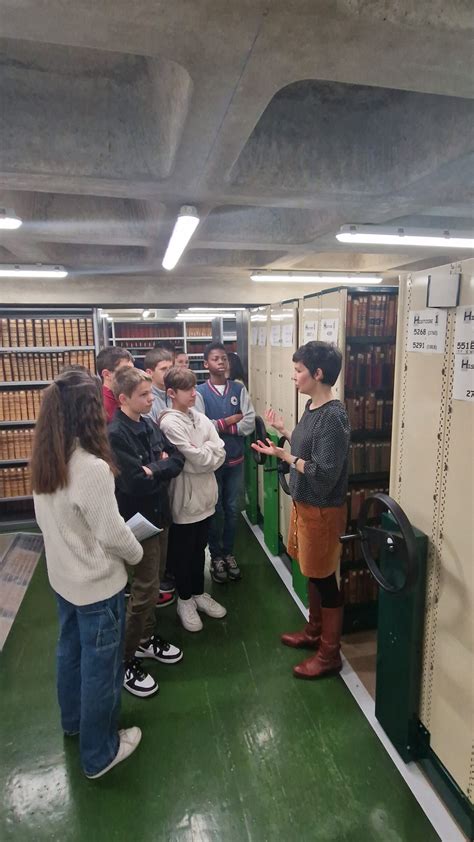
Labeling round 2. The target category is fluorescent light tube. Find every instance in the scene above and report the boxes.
[188,307,246,312]
[250,273,382,284]
[176,312,235,320]
[162,205,200,270]
[0,264,68,278]
[336,224,474,249]
[142,310,151,319]
[0,209,22,230]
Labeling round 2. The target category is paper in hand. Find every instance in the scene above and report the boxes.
[126,513,162,542]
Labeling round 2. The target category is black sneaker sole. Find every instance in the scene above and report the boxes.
[227,573,242,581]
[123,682,159,698]
[135,650,183,665]
[210,574,228,584]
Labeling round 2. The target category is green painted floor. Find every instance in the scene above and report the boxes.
[0,519,439,842]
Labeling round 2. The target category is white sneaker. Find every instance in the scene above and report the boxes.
[177,597,203,632]
[193,592,227,619]
[85,726,142,779]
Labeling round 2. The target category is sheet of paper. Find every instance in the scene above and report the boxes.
[126,513,162,542]
[250,326,258,346]
[303,320,317,342]
[407,309,447,354]
[453,305,474,401]
[270,323,281,346]
[319,317,339,344]
[258,326,267,347]
[282,323,294,347]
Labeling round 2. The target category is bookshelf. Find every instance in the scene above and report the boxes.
[0,309,98,529]
[342,288,398,631]
[109,315,238,380]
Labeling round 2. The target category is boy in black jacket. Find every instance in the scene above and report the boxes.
[109,367,185,698]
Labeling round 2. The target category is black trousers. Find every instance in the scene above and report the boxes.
[168,517,211,600]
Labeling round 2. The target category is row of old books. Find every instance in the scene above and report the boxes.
[0,390,42,422]
[186,324,212,337]
[346,485,389,522]
[346,396,393,432]
[340,568,378,605]
[0,428,35,460]
[0,465,31,498]
[349,442,391,474]
[115,323,183,340]
[346,294,397,337]
[345,345,396,390]
[1,317,94,348]
[0,350,95,382]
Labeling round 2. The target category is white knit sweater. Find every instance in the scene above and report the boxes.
[33,446,143,605]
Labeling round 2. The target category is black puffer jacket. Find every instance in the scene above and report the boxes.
[108,409,184,529]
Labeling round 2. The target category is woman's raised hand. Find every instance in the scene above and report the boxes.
[264,407,285,434]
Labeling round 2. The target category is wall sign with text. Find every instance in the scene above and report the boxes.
[407,309,447,354]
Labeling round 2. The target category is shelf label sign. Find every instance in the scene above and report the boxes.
[303,320,317,343]
[407,309,446,354]
[319,317,339,344]
[258,326,267,347]
[453,306,474,402]
[281,323,294,347]
[270,323,281,347]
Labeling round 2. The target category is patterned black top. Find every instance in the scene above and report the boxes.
[289,399,350,508]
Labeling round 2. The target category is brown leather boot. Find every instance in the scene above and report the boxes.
[293,605,343,679]
[281,581,322,649]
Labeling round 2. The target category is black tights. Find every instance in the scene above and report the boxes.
[310,573,343,608]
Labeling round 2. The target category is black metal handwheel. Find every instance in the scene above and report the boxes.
[340,493,418,594]
[251,415,268,465]
[277,435,291,495]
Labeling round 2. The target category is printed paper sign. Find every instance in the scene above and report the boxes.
[250,326,258,346]
[453,307,474,401]
[258,326,267,347]
[407,309,447,354]
[281,323,294,347]
[303,320,317,342]
[319,318,339,344]
[270,324,281,347]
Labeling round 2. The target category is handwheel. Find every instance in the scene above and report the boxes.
[277,435,291,495]
[340,493,418,594]
[251,415,268,465]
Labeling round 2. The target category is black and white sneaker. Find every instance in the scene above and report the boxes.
[124,582,131,599]
[159,576,176,594]
[210,557,228,584]
[224,555,242,581]
[135,634,183,664]
[123,658,159,698]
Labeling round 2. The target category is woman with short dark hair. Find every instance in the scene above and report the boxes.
[31,367,143,778]
[252,341,350,679]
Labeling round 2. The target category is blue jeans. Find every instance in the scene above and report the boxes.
[209,462,244,559]
[55,590,125,777]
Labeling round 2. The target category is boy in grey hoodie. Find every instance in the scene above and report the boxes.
[159,367,227,633]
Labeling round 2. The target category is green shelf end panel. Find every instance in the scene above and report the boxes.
[291,557,309,608]
[263,431,280,556]
[244,438,258,525]
[375,512,428,763]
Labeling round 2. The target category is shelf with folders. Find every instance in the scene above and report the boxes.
[0,308,99,529]
[342,288,398,631]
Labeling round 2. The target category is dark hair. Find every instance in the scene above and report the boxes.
[292,341,342,386]
[164,366,197,392]
[96,346,133,378]
[31,368,117,494]
[227,352,246,384]
[143,347,173,371]
[203,342,226,361]
[112,367,152,399]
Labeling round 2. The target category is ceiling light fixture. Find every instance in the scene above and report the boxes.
[142,309,151,319]
[162,205,200,271]
[0,209,22,230]
[336,224,474,249]
[0,264,68,278]
[188,307,246,312]
[175,312,236,320]
[250,272,382,285]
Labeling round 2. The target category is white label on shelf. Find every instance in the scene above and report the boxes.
[270,324,281,347]
[453,305,474,356]
[303,320,317,343]
[453,355,474,402]
[407,309,446,354]
[250,326,258,346]
[281,323,294,347]
[258,326,267,347]
[319,317,339,344]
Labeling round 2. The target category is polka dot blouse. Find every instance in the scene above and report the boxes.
[289,399,350,508]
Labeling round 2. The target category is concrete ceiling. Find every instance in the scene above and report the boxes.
[0,0,473,306]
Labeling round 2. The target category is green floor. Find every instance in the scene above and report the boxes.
[0,519,439,842]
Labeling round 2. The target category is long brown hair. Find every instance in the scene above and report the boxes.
[31,367,118,494]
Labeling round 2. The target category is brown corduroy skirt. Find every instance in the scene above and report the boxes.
[287,500,347,579]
